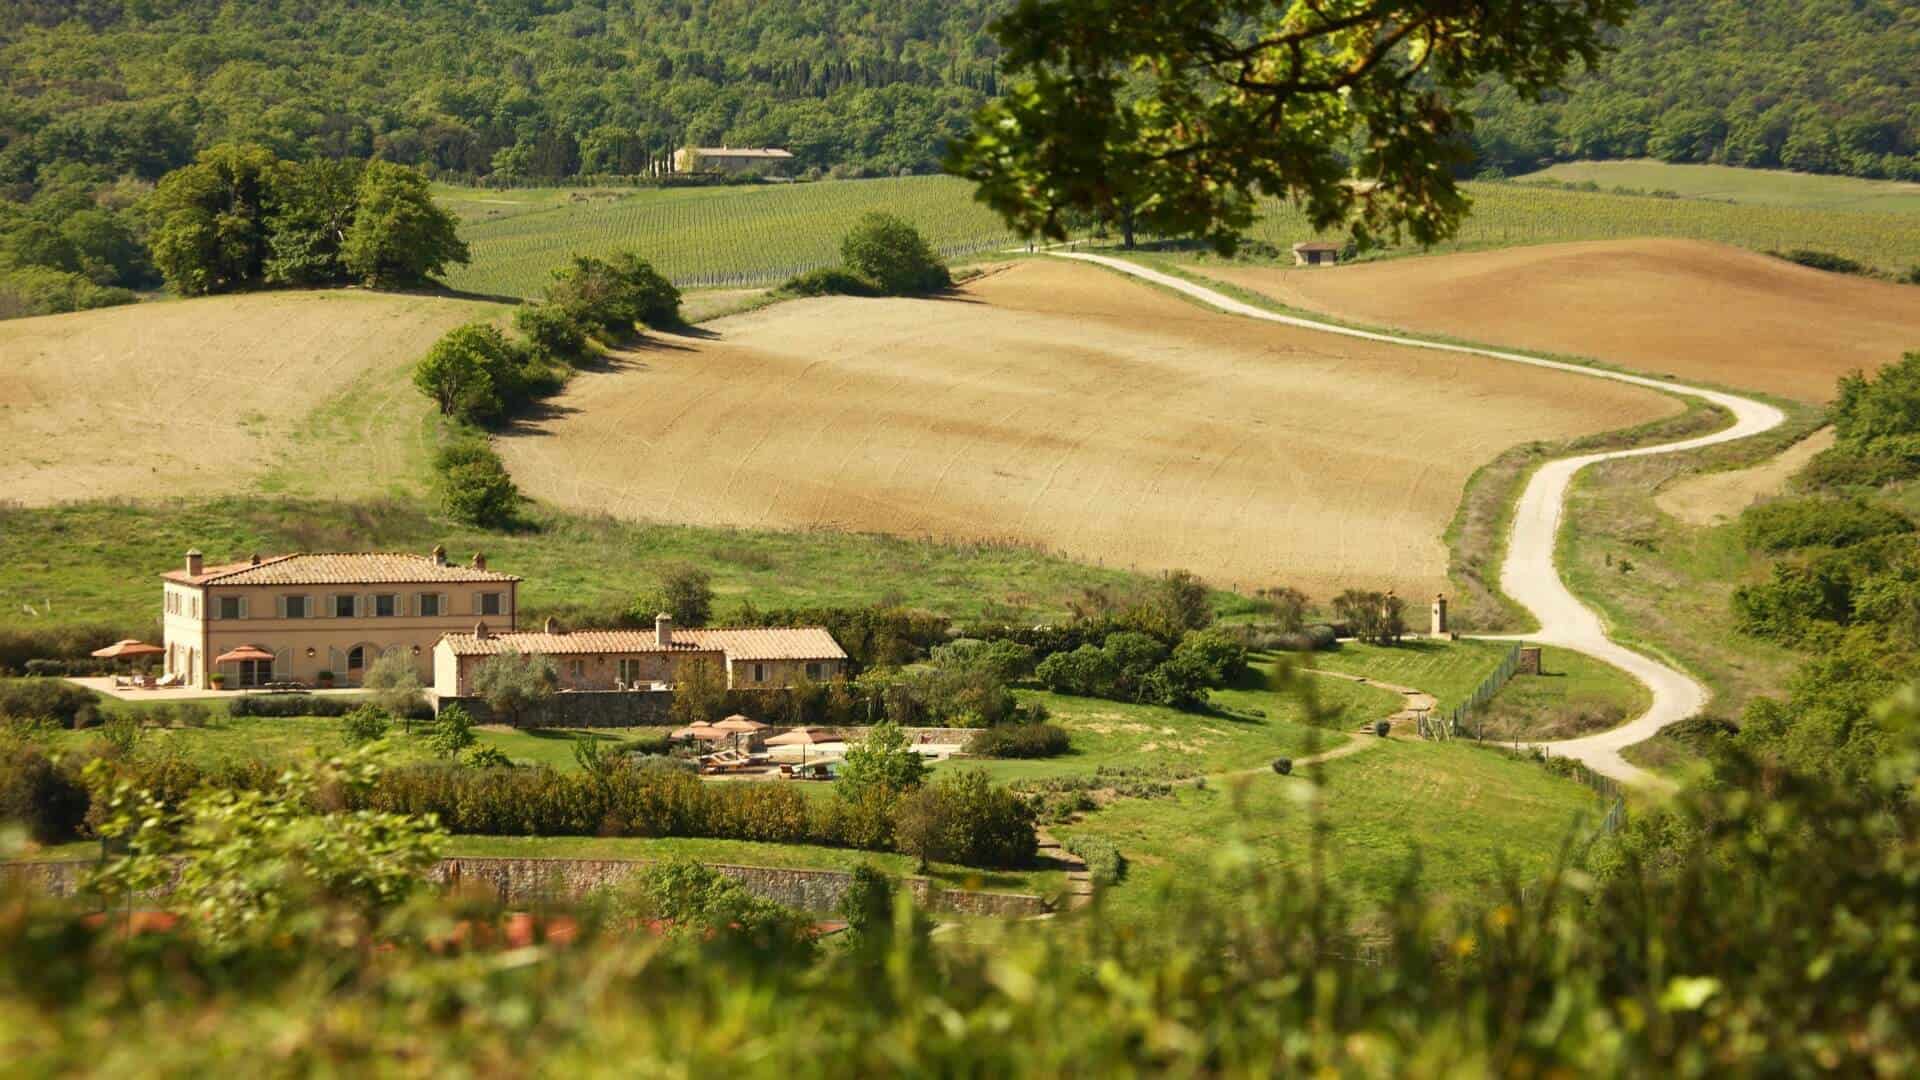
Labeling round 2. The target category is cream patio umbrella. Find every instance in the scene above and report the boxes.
[764,726,834,766]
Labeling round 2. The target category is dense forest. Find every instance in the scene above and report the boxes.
[1472,0,1918,180]
[0,0,1914,317]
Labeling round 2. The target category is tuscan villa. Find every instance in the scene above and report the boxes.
[160,547,520,689]
[671,145,794,174]
[432,614,848,698]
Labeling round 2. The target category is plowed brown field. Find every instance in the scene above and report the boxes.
[0,291,506,504]
[1189,239,1920,403]
[499,259,1677,596]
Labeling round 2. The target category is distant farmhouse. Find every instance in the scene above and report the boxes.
[154,547,846,707]
[160,548,519,690]
[434,615,847,697]
[673,146,795,175]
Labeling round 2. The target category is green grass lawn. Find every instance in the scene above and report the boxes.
[1309,638,1514,711]
[939,670,1398,785]
[1517,160,1920,215]
[441,835,1065,899]
[0,496,1150,633]
[33,711,668,772]
[1479,646,1653,742]
[1057,739,1606,927]
[13,833,1066,903]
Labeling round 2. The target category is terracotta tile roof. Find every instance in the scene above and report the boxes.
[441,626,846,662]
[162,553,520,586]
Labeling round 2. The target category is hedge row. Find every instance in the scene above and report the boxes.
[0,747,1038,870]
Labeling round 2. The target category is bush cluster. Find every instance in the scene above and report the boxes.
[965,722,1070,759]
[434,438,521,528]
[1,746,1038,871]
[1740,496,1912,553]
[778,213,950,298]
[1062,835,1126,886]
[1034,628,1244,710]
[0,625,147,674]
[0,679,101,728]
[20,658,119,677]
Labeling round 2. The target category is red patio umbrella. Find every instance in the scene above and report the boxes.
[90,639,164,660]
[213,645,274,664]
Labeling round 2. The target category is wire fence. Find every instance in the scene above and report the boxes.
[1416,644,1522,741]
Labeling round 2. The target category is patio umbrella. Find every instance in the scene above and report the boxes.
[712,714,769,750]
[91,639,165,682]
[212,645,274,664]
[91,639,165,660]
[765,726,832,765]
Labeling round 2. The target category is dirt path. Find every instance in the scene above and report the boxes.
[1052,252,1787,791]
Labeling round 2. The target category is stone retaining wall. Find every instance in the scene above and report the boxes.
[2,856,1049,919]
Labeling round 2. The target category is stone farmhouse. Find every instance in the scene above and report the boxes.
[671,145,794,174]
[432,614,847,698]
[160,548,519,690]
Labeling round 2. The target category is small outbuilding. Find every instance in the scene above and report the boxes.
[1291,241,1344,267]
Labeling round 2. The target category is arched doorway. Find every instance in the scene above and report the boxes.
[345,643,377,688]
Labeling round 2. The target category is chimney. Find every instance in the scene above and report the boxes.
[471,552,487,570]
[543,616,560,635]
[184,549,203,577]
[431,544,446,566]
[474,621,491,640]
[656,612,673,648]
[249,552,261,566]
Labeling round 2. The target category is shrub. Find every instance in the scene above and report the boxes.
[1373,719,1391,737]
[837,863,897,937]
[341,705,390,744]
[778,267,880,297]
[1740,497,1912,553]
[919,769,1037,869]
[413,322,524,423]
[464,745,514,769]
[469,652,558,727]
[632,563,713,628]
[1171,629,1250,685]
[362,652,426,721]
[0,741,89,844]
[546,252,681,335]
[1775,249,1866,276]
[1140,652,1214,710]
[1271,757,1293,776]
[228,694,359,718]
[837,721,927,797]
[434,438,521,528]
[1036,645,1120,697]
[514,302,590,363]
[0,679,100,728]
[1732,558,1856,644]
[890,785,946,871]
[965,723,1070,759]
[930,639,1036,683]
[622,859,812,963]
[1832,351,1920,446]
[1799,441,1920,489]
[1063,835,1126,885]
[426,703,477,759]
[839,212,951,295]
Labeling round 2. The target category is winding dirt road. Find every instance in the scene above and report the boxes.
[1050,252,1786,790]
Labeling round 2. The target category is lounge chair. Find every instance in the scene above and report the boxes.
[154,672,184,688]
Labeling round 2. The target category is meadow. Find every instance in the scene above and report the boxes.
[1057,738,1608,922]
[434,174,1920,301]
[1516,160,1920,214]
[437,176,1019,297]
[0,496,1148,633]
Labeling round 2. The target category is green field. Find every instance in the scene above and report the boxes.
[1244,181,1920,275]
[1518,160,1920,214]
[938,672,1397,786]
[1057,739,1605,924]
[436,174,1920,301]
[1310,638,1515,711]
[0,497,1147,634]
[437,176,1018,297]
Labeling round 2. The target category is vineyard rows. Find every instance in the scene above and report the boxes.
[437,175,1919,301]
[438,176,1019,298]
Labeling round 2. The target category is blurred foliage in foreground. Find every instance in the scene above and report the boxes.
[1,696,1916,1078]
